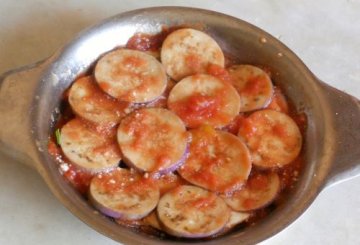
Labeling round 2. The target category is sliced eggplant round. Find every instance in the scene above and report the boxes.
[228,65,273,112]
[68,76,130,126]
[161,28,225,81]
[157,185,230,238]
[178,127,252,193]
[117,108,188,173]
[168,74,240,128]
[223,172,280,211]
[89,168,160,220]
[60,118,121,173]
[94,49,167,103]
[238,109,302,168]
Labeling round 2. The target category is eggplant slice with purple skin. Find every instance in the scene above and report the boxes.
[144,209,250,237]
[60,118,121,173]
[89,168,160,220]
[238,109,302,169]
[227,64,274,112]
[68,76,131,126]
[178,127,252,193]
[95,49,167,103]
[117,108,189,174]
[157,185,231,238]
[161,28,225,81]
[167,74,241,129]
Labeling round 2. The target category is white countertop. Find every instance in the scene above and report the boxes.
[0,1,359,244]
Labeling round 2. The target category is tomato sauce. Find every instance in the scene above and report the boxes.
[237,116,257,139]
[248,173,270,190]
[124,177,156,195]
[169,88,232,128]
[63,164,93,195]
[178,149,219,188]
[185,195,217,209]
[272,123,288,138]
[152,154,172,171]
[173,93,220,121]
[242,75,268,95]
[123,55,146,67]
[206,64,232,83]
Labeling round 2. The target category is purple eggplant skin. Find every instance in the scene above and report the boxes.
[88,168,160,220]
[89,187,159,220]
[89,192,125,219]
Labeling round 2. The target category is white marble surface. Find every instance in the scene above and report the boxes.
[0,1,359,244]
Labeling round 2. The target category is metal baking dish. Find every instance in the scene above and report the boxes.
[0,7,359,245]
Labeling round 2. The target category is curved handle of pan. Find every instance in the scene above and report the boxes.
[0,60,48,171]
[319,80,360,189]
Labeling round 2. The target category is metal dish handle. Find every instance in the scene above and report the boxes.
[0,60,47,171]
[319,81,360,189]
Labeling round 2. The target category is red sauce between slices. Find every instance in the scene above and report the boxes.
[156,174,188,196]
[206,64,232,83]
[237,116,257,139]
[243,199,258,210]
[49,28,307,240]
[98,81,111,92]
